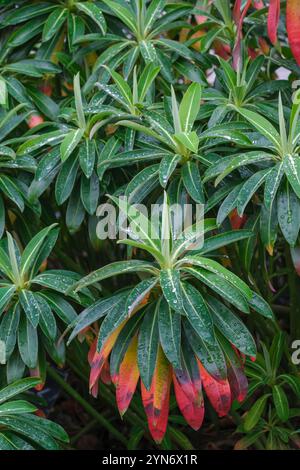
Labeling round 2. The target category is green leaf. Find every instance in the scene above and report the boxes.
[39,292,77,325]
[17,315,38,369]
[19,290,41,328]
[171,219,217,260]
[181,282,214,344]
[138,63,160,102]
[185,266,250,313]
[179,82,202,133]
[273,385,289,422]
[74,73,86,130]
[218,57,236,91]
[73,260,157,292]
[144,0,165,34]
[0,377,41,404]
[215,152,274,187]
[249,292,274,319]
[68,291,128,344]
[0,416,59,450]
[80,171,99,216]
[237,169,271,217]
[160,268,183,311]
[68,13,85,48]
[264,162,284,209]
[0,286,16,316]
[125,278,157,317]
[207,295,256,356]
[110,314,142,380]
[60,129,84,162]
[171,86,181,133]
[0,77,7,107]
[0,400,37,416]
[78,139,95,178]
[55,152,79,205]
[138,303,159,389]
[244,394,270,431]
[0,175,24,212]
[18,131,64,156]
[18,412,69,442]
[139,40,157,63]
[181,160,204,203]
[6,233,21,286]
[96,294,128,352]
[174,131,199,154]
[26,87,59,121]
[199,230,254,255]
[277,181,300,246]
[159,154,180,188]
[20,224,57,278]
[35,294,57,341]
[66,188,85,233]
[260,203,278,255]
[217,184,243,227]
[233,106,281,150]
[42,7,67,42]
[183,255,252,299]
[76,2,106,35]
[0,304,20,360]
[158,298,181,369]
[32,271,84,298]
[283,154,300,199]
[110,69,133,108]
[279,374,300,396]
[102,0,137,34]
[183,320,227,380]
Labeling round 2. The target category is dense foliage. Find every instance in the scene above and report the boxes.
[0,0,300,451]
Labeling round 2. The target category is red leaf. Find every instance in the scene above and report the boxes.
[254,0,264,8]
[89,325,123,394]
[233,0,242,25]
[267,0,280,45]
[100,359,111,385]
[198,362,231,417]
[173,373,205,430]
[229,209,247,229]
[287,0,300,65]
[233,0,252,70]
[116,336,139,416]
[227,362,248,403]
[141,347,171,443]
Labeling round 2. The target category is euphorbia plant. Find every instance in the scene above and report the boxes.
[1,0,106,53]
[68,193,272,442]
[77,0,197,83]
[20,74,105,230]
[205,92,300,252]
[0,224,90,382]
[98,80,251,203]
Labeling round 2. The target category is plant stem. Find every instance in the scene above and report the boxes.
[70,418,98,445]
[46,365,128,446]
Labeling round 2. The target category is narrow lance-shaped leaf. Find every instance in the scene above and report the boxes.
[158,298,181,369]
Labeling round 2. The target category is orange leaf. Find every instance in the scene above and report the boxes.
[116,335,139,416]
[141,347,171,443]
